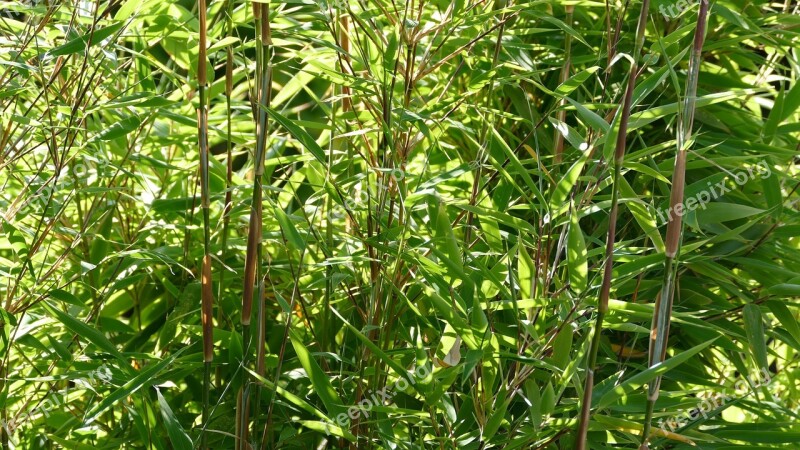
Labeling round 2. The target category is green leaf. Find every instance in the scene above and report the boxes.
[778,79,800,123]
[245,368,356,441]
[538,15,591,48]
[618,176,665,253]
[297,420,359,441]
[48,22,125,57]
[597,339,717,408]
[548,117,587,150]
[289,329,346,418]
[207,36,241,52]
[489,126,547,208]
[330,307,426,391]
[695,203,765,224]
[274,206,305,251]
[567,205,587,293]
[424,287,481,351]
[482,390,510,440]
[766,301,800,344]
[549,149,588,217]
[151,197,199,213]
[89,210,114,265]
[156,389,193,450]
[42,301,127,366]
[84,349,184,424]
[434,200,462,272]
[566,98,609,133]
[551,325,573,370]
[45,436,99,450]
[95,115,142,141]
[555,66,599,96]
[267,107,326,164]
[49,289,84,307]
[766,284,800,296]
[743,304,769,371]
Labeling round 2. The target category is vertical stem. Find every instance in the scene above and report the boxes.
[253,277,267,447]
[253,5,272,444]
[237,4,262,448]
[641,2,708,447]
[239,4,272,449]
[196,0,213,448]
[323,7,351,353]
[575,2,649,449]
[217,0,235,390]
[554,5,573,165]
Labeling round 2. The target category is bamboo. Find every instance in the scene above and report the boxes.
[196,0,213,448]
[217,0,235,390]
[553,5,573,165]
[238,3,272,449]
[575,2,650,449]
[640,2,709,447]
[253,5,273,446]
[236,4,261,448]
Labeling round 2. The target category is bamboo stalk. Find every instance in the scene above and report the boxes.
[253,5,273,446]
[196,0,213,448]
[242,0,264,336]
[238,3,272,449]
[553,5,573,165]
[323,5,350,353]
[575,2,650,449]
[217,0,235,390]
[237,4,261,448]
[640,2,709,447]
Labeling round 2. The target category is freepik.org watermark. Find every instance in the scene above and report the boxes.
[658,0,704,21]
[30,152,112,208]
[658,367,776,433]
[334,364,431,427]
[1,0,94,18]
[327,168,407,221]
[1,364,112,444]
[655,160,771,225]
[0,0,43,19]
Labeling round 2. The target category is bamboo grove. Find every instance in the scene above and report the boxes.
[0,0,799,449]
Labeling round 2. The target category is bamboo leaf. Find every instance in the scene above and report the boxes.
[156,389,193,450]
[555,66,599,96]
[597,339,717,408]
[567,205,587,293]
[84,350,183,424]
[42,302,128,367]
[48,22,125,56]
[743,303,769,371]
[289,329,346,418]
[267,107,326,164]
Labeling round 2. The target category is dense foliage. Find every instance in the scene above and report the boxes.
[0,0,798,448]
